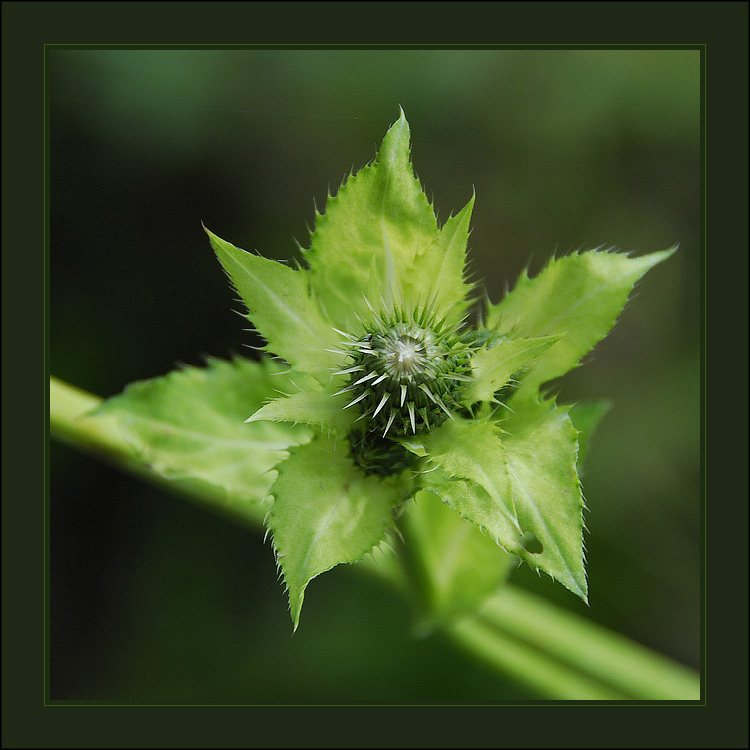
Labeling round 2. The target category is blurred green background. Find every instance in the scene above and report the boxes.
[49,49,700,702]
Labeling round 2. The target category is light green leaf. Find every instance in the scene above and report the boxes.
[304,110,462,333]
[486,248,677,396]
[206,227,340,382]
[402,489,513,628]
[405,414,587,601]
[461,334,563,405]
[414,194,476,325]
[501,401,587,600]
[246,385,356,434]
[269,432,405,629]
[94,358,312,517]
[405,420,520,536]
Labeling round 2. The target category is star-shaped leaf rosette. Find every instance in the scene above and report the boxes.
[205,111,675,629]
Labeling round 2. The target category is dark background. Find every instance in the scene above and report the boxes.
[49,48,700,702]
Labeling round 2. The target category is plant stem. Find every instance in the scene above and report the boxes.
[50,376,701,700]
[446,587,701,700]
[446,610,626,700]
[50,376,133,463]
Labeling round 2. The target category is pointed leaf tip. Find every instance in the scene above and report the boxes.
[245,388,356,433]
[379,111,411,168]
[269,434,403,628]
[486,246,679,398]
[303,109,439,332]
[206,229,341,381]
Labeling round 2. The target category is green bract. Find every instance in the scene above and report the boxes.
[194,110,675,628]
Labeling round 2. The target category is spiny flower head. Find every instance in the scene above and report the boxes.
[333,305,474,438]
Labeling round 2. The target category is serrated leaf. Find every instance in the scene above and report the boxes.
[485,248,677,397]
[414,194,476,325]
[269,433,404,629]
[95,358,312,516]
[246,386,356,434]
[206,228,340,382]
[569,399,612,469]
[461,334,563,405]
[407,420,520,535]
[405,422,523,561]
[406,415,587,601]
[304,110,464,333]
[402,489,513,628]
[501,401,587,600]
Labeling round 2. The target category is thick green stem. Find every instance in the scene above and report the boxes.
[50,376,135,464]
[446,588,700,700]
[50,376,700,700]
[446,611,626,700]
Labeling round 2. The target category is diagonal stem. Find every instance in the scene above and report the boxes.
[445,587,700,700]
